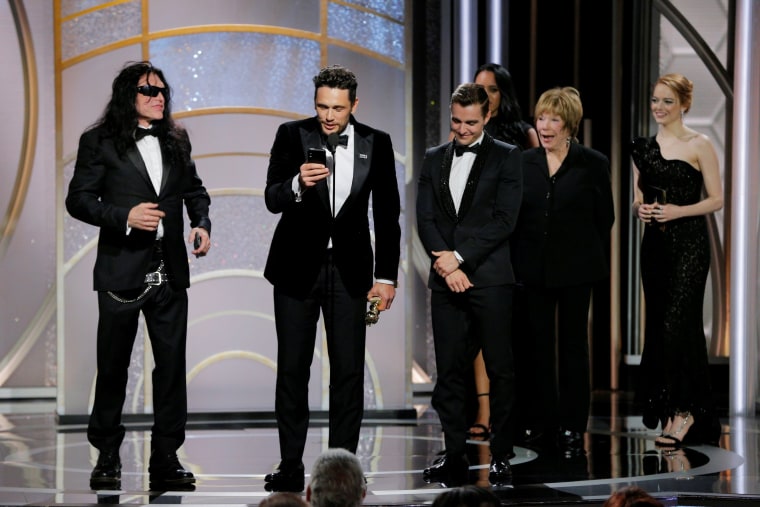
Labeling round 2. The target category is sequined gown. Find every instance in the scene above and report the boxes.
[631,136,719,441]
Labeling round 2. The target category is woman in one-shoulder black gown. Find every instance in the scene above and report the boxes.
[631,74,723,447]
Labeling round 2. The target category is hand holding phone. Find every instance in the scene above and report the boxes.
[302,148,330,188]
[193,232,202,258]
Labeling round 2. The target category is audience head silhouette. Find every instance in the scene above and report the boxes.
[306,448,366,507]
[260,492,309,507]
[603,486,664,507]
[431,485,501,507]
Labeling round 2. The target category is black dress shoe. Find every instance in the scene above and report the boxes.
[90,450,121,489]
[264,462,305,492]
[148,452,196,486]
[518,428,547,448]
[488,456,513,486]
[558,429,585,457]
[422,453,469,487]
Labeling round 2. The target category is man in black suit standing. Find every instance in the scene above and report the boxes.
[417,83,522,486]
[66,61,211,490]
[263,65,401,492]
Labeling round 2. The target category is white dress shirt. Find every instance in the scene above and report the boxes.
[132,128,164,238]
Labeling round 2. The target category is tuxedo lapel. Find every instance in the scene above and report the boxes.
[438,143,458,222]
[336,130,371,219]
[125,145,156,195]
[159,143,171,195]
[457,134,493,218]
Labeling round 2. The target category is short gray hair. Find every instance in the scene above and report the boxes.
[308,448,366,507]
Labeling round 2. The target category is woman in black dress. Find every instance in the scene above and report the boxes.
[631,73,723,446]
[466,63,539,439]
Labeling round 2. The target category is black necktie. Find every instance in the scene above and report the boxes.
[135,128,156,141]
[337,134,349,147]
[454,142,480,157]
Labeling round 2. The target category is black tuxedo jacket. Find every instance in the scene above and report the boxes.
[511,143,614,288]
[66,125,211,291]
[264,116,401,299]
[416,134,522,291]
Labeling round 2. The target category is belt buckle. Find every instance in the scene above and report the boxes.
[145,271,164,286]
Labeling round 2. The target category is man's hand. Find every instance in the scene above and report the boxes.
[367,282,395,311]
[128,202,165,231]
[445,269,473,293]
[432,250,460,278]
[189,227,211,257]
[299,162,330,188]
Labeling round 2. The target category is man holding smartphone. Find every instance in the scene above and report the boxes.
[262,64,401,492]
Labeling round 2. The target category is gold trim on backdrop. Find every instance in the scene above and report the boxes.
[59,0,133,22]
[2,0,38,258]
[61,25,404,70]
[61,35,144,68]
[332,0,402,23]
[320,0,329,66]
[174,107,306,121]
[187,351,278,384]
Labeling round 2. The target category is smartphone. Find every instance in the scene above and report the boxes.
[193,233,201,258]
[307,147,327,165]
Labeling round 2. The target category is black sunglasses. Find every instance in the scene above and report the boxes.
[136,84,167,98]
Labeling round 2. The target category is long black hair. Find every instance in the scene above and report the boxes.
[90,60,191,166]
[474,63,530,149]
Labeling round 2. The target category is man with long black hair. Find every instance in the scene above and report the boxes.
[66,60,211,489]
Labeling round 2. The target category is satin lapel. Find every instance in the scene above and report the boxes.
[336,131,371,220]
[300,127,331,212]
[438,142,458,222]
[159,143,170,196]
[457,134,494,218]
[126,145,156,196]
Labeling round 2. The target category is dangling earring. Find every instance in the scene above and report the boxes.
[565,137,571,147]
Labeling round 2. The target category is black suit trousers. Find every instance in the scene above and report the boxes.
[88,282,189,454]
[272,255,367,466]
[431,284,515,458]
[516,283,593,434]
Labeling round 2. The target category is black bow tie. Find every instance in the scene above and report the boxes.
[454,142,480,157]
[135,127,157,141]
[325,134,349,149]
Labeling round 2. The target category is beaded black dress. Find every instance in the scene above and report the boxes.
[631,136,719,442]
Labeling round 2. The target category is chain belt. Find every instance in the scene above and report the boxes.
[107,260,170,303]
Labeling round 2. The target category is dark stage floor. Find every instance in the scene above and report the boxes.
[1,392,759,506]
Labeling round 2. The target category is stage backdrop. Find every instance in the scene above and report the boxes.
[58,0,412,420]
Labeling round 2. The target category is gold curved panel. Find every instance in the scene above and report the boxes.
[61,24,403,70]
[174,107,305,121]
[1,0,38,258]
